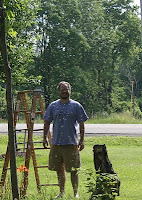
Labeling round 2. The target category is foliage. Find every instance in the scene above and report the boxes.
[0,175,12,199]
[0,86,7,119]
[133,103,142,119]
[85,169,119,200]
[0,0,41,88]
[0,0,142,118]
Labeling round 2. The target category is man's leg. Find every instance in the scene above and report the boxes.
[57,164,66,195]
[71,171,79,198]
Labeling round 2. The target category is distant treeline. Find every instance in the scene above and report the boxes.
[0,0,142,119]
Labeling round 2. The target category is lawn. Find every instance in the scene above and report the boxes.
[0,135,142,199]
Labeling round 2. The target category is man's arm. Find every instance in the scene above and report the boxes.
[43,120,51,148]
[78,121,85,151]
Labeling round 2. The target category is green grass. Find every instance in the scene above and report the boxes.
[0,135,142,199]
[87,112,142,124]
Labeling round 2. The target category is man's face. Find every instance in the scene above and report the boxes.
[59,84,71,100]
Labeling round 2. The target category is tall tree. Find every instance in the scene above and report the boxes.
[0,0,41,90]
[33,0,90,107]
[0,0,19,199]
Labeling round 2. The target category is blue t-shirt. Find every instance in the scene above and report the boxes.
[44,99,88,145]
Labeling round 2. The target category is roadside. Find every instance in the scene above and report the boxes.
[0,123,142,136]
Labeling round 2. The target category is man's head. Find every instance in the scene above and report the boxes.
[57,81,71,100]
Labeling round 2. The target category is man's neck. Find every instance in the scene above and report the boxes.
[60,98,70,104]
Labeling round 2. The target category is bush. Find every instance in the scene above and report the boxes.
[86,170,119,200]
[133,106,142,119]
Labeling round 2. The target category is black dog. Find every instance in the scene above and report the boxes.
[93,144,115,174]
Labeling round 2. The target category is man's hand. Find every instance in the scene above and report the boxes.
[43,139,48,149]
[43,120,51,149]
[79,122,85,151]
[78,140,84,151]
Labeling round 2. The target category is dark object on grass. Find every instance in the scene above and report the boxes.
[90,144,120,200]
[93,144,115,174]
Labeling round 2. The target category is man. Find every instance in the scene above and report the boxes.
[43,81,88,199]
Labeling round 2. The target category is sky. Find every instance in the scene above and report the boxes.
[133,0,141,17]
[133,0,140,6]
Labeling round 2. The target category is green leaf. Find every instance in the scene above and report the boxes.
[8,28,17,37]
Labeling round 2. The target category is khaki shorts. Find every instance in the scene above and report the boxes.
[48,145,81,172]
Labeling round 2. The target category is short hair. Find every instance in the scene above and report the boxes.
[57,81,71,91]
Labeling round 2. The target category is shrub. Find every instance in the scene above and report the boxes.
[86,170,118,200]
[133,105,142,119]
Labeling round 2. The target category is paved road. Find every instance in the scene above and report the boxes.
[0,123,142,136]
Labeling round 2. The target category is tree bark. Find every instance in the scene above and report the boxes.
[0,1,20,199]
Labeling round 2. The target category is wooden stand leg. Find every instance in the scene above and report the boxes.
[31,148,40,192]
[1,146,10,186]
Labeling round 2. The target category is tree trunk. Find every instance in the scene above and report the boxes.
[0,1,20,199]
[107,80,112,107]
[97,68,103,111]
[43,78,50,109]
